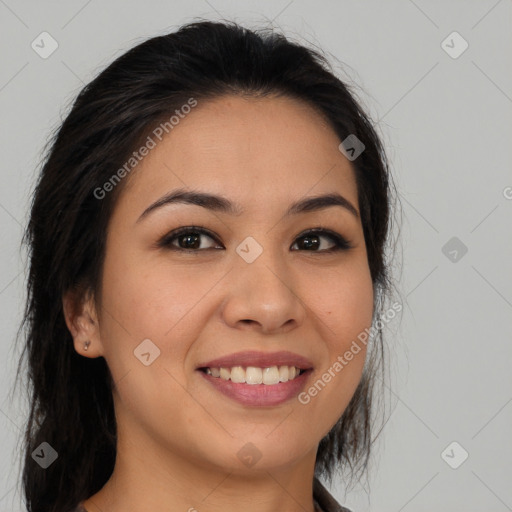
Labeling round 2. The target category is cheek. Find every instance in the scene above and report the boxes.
[97,253,205,435]
[321,283,372,382]
[306,259,374,345]
[297,261,373,425]
[98,246,220,387]
[100,243,197,336]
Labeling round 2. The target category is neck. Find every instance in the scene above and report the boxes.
[83,418,319,512]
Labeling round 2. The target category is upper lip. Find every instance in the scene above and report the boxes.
[197,350,314,370]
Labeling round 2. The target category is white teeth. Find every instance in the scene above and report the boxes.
[230,366,245,383]
[246,366,263,384]
[262,366,280,385]
[204,365,303,385]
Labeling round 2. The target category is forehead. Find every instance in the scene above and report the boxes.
[116,94,359,220]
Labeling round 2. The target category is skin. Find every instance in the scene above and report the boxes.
[63,94,374,512]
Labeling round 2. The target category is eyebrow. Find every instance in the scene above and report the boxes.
[136,188,359,223]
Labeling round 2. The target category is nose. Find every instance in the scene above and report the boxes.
[220,249,306,335]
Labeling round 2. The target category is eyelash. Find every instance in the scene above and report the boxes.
[157,225,353,254]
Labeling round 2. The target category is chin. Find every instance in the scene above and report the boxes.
[192,433,314,475]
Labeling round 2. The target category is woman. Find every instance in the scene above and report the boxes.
[16,19,399,512]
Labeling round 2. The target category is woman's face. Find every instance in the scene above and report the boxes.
[82,94,374,475]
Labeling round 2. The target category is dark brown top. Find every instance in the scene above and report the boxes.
[73,477,351,512]
[313,477,352,512]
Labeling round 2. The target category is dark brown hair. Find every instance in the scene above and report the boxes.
[14,19,401,512]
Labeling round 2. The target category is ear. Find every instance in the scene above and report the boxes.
[62,285,104,358]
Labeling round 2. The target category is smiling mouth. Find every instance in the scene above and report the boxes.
[198,365,307,385]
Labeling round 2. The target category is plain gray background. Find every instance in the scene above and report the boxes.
[1,1,511,511]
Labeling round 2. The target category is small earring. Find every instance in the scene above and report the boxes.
[83,340,91,351]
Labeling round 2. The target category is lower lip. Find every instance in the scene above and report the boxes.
[198,370,312,407]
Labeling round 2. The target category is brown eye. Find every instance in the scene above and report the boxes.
[291,229,352,252]
[158,226,352,253]
[159,226,222,251]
